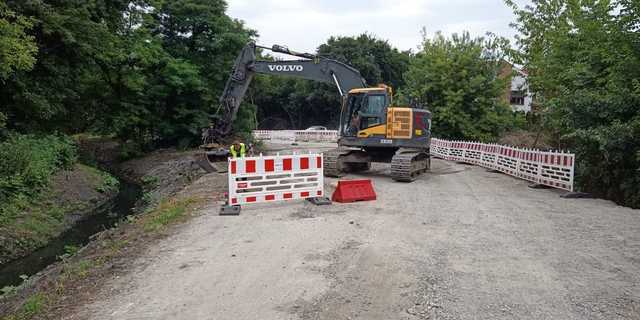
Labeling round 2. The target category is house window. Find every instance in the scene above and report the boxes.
[510,90,525,105]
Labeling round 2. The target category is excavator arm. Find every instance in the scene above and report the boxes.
[211,42,367,139]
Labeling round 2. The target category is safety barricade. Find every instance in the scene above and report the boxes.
[294,131,339,142]
[431,138,575,191]
[227,153,325,206]
[252,130,273,141]
[252,130,339,143]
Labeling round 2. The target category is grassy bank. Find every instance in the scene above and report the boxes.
[0,146,209,319]
[0,135,119,265]
[0,197,201,320]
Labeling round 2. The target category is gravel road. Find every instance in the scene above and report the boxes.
[76,142,640,320]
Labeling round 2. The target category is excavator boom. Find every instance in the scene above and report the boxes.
[211,42,367,139]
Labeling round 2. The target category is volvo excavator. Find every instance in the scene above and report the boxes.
[201,42,432,182]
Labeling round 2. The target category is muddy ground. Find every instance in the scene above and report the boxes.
[59,141,640,320]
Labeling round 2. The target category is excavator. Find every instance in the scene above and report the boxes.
[201,42,432,182]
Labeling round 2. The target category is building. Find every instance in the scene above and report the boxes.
[500,61,534,113]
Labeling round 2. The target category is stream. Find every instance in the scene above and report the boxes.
[0,182,142,288]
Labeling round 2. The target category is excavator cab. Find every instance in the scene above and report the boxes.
[341,87,390,138]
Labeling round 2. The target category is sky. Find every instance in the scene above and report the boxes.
[227,0,531,54]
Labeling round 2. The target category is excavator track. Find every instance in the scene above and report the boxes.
[323,148,352,177]
[390,149,430,182]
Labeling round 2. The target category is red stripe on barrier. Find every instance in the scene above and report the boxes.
[317,191,322,196]
[265,195,275,201]
[246,160,256,173]
[231,198,237,204]
[284,193,293,199]
[265,159,274,172]
[317,156,322,168]
[246,196,256,203]
[283,158,292,171]
[231,161,236,174]
[301,191,310,197]
[300,157,309,170]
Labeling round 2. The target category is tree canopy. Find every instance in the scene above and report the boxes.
[402,31,516,141]
[507,0,640,207]
[0,0,255,147]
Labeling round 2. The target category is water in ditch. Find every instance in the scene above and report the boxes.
[0,182,142,289]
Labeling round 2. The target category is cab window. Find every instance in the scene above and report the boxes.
[364,95,386,115]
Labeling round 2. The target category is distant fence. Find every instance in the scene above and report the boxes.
[252,130,339,143]
[431,138,575,191]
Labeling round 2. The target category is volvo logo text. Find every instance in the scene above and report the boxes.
[268,65,304,72]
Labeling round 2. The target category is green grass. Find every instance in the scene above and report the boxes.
[21,293,45,316]
[141,198,195,232]
[81,164,119,193]
[1,293,47,320]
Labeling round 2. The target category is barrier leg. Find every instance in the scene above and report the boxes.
[306,197,332,206]
[220,205,241,215]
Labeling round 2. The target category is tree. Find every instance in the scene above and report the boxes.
[506,0,640,208]
[402,31,514,141]
[0,0,255,147]
[0,2,36,81]
[318,33,411,89]
[1,0,130,133]
[101,0,256,146]
[0,2,36,132]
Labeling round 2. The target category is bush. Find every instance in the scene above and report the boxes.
[0,134,77,208]
[565,119,640,208]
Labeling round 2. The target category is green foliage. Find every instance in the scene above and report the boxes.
[1,0,255,146]
[1,285,17,296]
[565,120,640,207]
[20,293,45,317]
[508,0,640,208]
[83,167,119,194]
[142,198,195,232]
[0,135,77,206]
[232,102,258,138]
[141,175,160,188]
[403,31,515,141]
[63,245,80,257]
[0,2,37,80]
[0,135,78,263]
[318,33,411,89]
[96,175,119,193]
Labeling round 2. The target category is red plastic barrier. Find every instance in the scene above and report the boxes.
[331,179,376,203]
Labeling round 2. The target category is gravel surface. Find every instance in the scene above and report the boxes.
[75,142,640,320]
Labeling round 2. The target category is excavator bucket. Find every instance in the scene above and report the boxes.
[197,144,229,173]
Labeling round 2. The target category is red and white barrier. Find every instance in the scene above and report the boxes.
[227,153,325,206]
[431,138,575,191]
[252,130,339,143]
[293,131,339,142]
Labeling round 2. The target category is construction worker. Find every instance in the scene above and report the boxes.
[229,140,246,158]
[348,112,361,136]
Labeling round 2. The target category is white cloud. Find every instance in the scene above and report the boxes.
[228,0,530,54]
